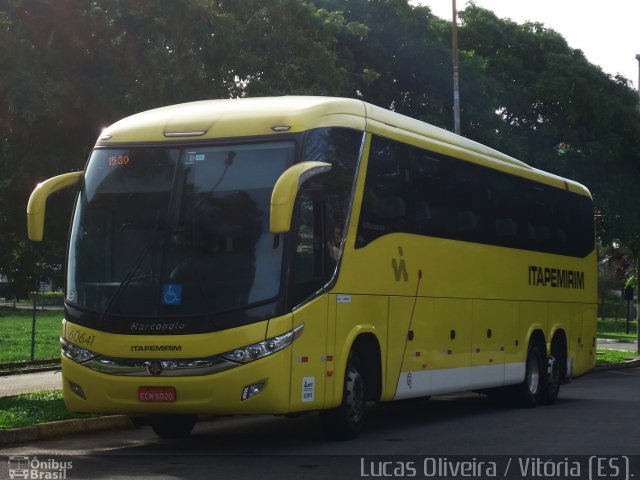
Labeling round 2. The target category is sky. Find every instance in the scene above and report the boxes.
[411,0,640,88]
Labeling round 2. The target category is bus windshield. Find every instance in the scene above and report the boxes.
[66,141,294,320]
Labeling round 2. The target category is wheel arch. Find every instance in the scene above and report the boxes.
[549,328,569,380]
[333,328,383,405]
[527,328,547,355]
[350,332,382,402]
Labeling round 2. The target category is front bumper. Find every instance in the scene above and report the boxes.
[61,348,292,415]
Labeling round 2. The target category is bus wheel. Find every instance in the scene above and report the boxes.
[515,343,545,407]
[320,352,366,440]
[541,355,561,405]
[150,414,197,439]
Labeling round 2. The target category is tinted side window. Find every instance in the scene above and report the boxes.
[302,128,363,237]
[356,135,594,257]
[289,128,363,307]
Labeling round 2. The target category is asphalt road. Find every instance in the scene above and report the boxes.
[1,367,639,479]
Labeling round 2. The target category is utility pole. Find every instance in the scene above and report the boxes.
[636,54,640,98]
[636,54,640,353]
[452,0,461,135]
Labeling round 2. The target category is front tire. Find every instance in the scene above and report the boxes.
[150,414,197,439]
[320,353,366,440]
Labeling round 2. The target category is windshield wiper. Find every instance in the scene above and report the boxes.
[97,241,154,324]
[98,211,163,323]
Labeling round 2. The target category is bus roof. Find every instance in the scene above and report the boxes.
[98,96,589,196]
[99,96,367,144]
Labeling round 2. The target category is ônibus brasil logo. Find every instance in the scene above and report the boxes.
[8,456,73,479]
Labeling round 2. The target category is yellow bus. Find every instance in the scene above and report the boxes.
[27,96,597,439]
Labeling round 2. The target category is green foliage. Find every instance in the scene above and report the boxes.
[28,291,65,306]
[219,0,358,96]
[625,275,637,290]
[1,0,639,285]
[315,0,453,125]
[0,390,97,429]
[458,5,640,181]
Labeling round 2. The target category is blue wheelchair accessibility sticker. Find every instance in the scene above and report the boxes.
[162,284,183,305]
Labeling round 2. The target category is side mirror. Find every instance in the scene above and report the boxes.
[27,171,83,241]
[270,161,331,233]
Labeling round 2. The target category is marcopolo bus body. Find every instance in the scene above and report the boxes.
[27,97,597,438]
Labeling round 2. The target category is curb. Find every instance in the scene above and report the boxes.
[0,366,61,376]
[0,415,134,446]
[592,358,640,372]
[0,360,61,377]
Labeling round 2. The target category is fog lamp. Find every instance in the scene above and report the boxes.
[241,382,265,401]
[68,380,87,400]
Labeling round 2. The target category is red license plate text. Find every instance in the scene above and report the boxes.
[137,386,176,402]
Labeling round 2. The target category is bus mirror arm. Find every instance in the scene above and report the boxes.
[27,171,83,241]
[270,161,331,233]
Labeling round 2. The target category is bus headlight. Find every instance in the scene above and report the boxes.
[60,338,98,364]
[220,324,304,364]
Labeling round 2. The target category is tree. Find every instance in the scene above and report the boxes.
[0,0,357,295]
[1,0,639,297]
[220,0,359,96]
[457,5,640,254]
[314,0,453,125]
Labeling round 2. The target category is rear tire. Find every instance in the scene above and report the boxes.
[487,342,559,408]
[541,355,561,405]
[320,353,366,440]
[514,343,545,407]
[150,414,197,439]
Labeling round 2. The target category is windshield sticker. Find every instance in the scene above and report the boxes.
[185,152,205,165]
[162,284,183,305]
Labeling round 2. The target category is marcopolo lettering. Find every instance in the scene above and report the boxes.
[528,266,585,289]
[130,321,185,332]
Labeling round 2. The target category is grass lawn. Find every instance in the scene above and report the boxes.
[596,349,640,364]
[0,307,63,363]
[0,390,97,429]
[595,318,638,342]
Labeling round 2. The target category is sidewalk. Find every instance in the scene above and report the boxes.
[596,338,639,352]
[0,369,62,397]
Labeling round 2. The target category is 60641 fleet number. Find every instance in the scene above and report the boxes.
[66,330,95,346]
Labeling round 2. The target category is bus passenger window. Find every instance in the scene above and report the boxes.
[457,210,478,233]
[495,218,517,239]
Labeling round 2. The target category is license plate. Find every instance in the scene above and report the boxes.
[137,386,176,402]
